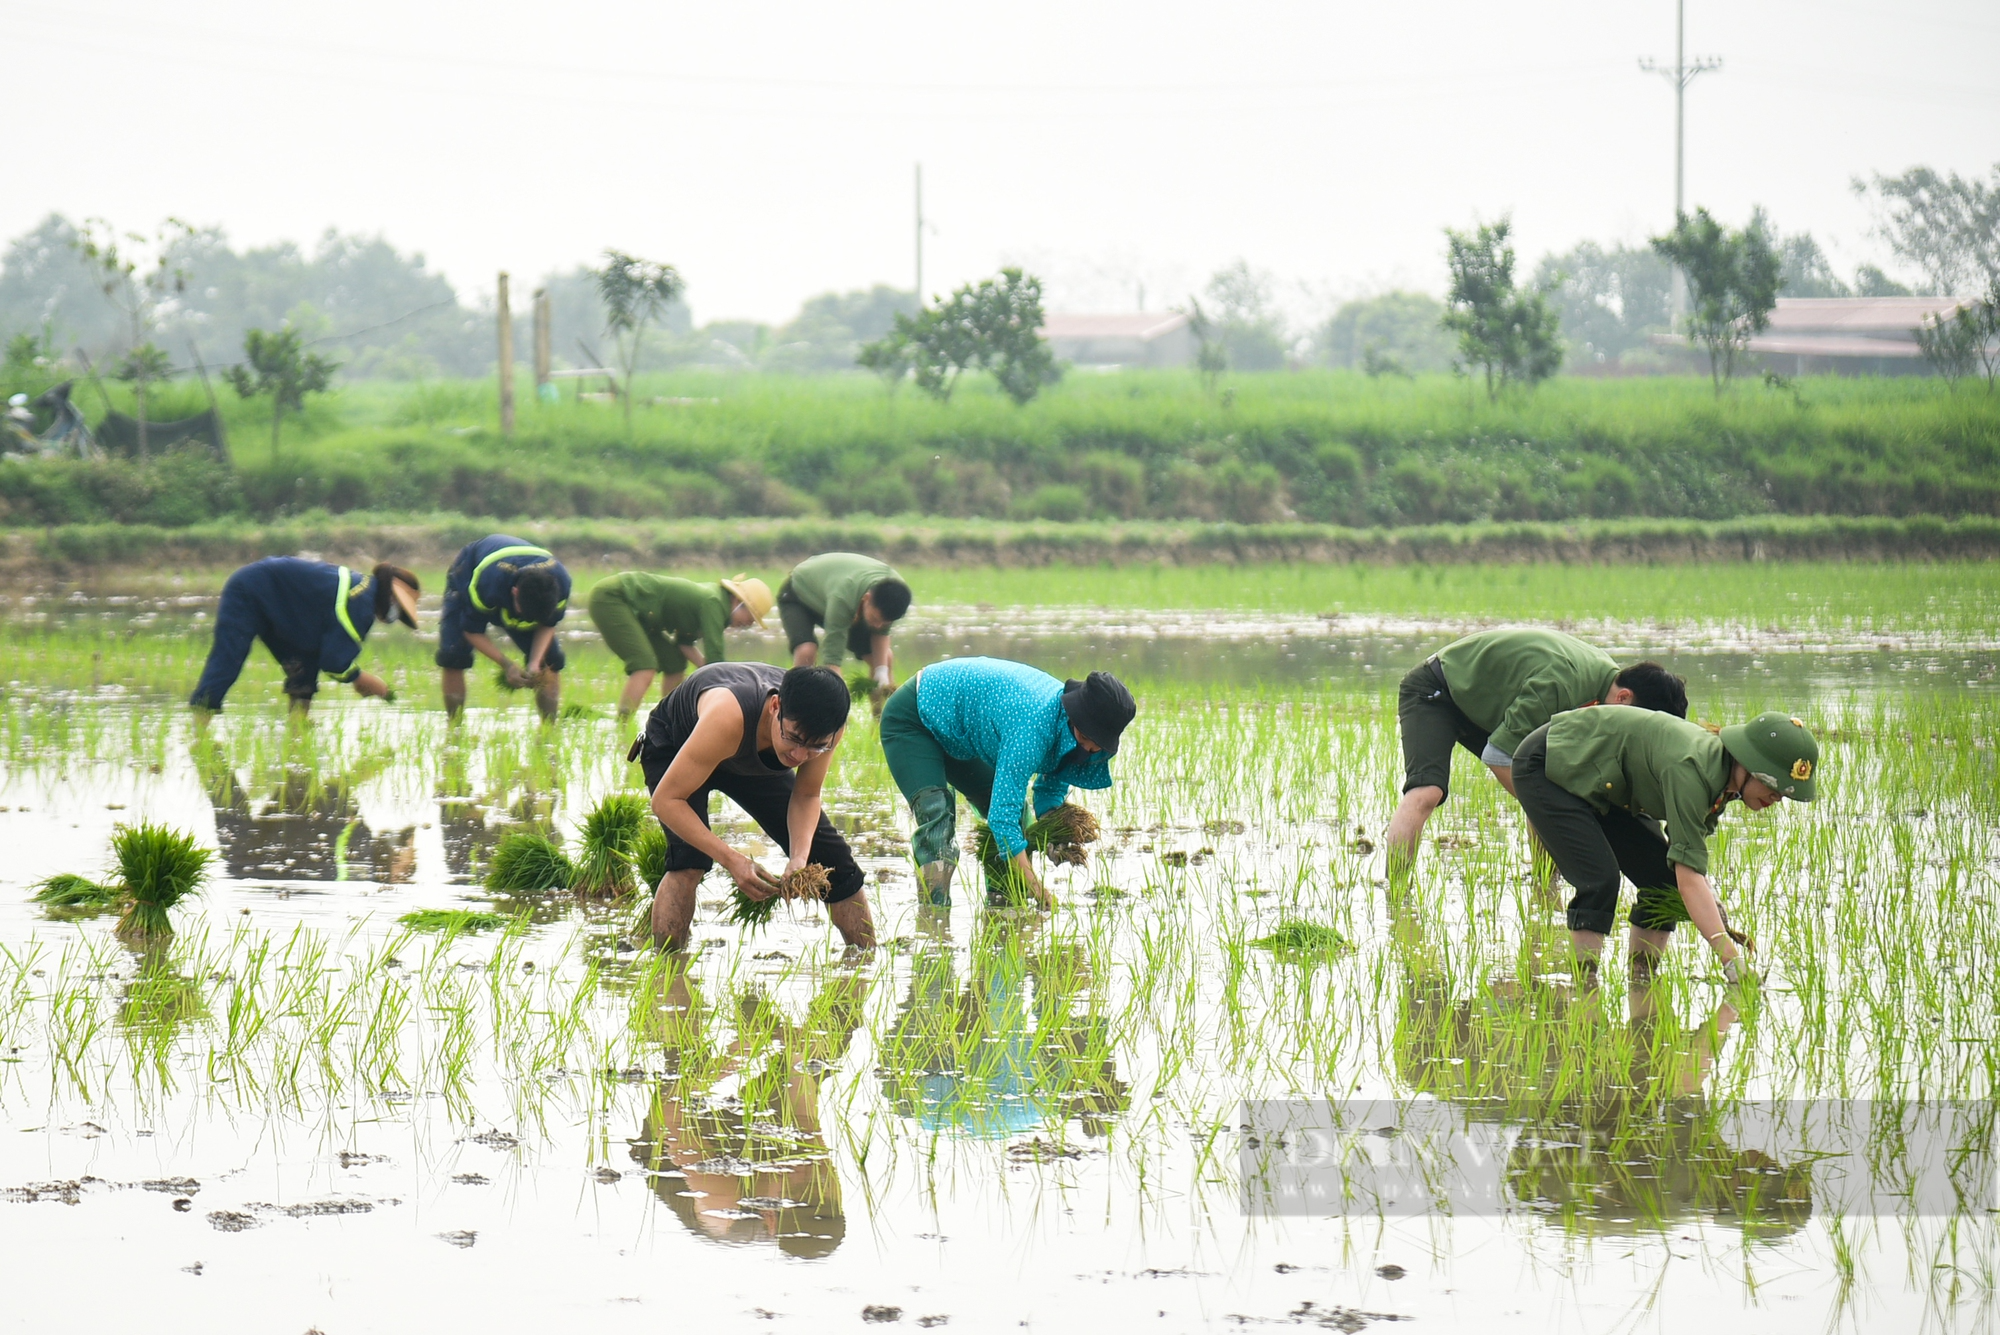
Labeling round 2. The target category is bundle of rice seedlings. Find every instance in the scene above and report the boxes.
[571,792,653,897]
[493,665,550,693]
[975,805,1103,870]
[633,824,669,891]
[1249,919,1354,956]
[1632,886,1754,949]
[32,873,123,912]
[845,670,876,703]
[483,829,573,892]
[1027,804,1100,866]
[777,863,831,901]
[399,908,510,934]
[728,882,781,928]
[111,823,212,940]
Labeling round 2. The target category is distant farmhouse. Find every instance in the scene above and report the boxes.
[1041,312,1196,369]
[1653,296,1973,376]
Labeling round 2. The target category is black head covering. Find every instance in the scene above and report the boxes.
[1060,671,1136,756]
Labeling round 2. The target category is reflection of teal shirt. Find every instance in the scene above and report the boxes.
[916,657,1114,860]
[903,951,1050,1139]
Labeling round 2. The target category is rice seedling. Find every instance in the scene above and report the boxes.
[30,873,123,912]
[398,908,511,934]
[633,824,668,891]
[570,792,652,897]
[484,829,573,892]
[110,823,212,940]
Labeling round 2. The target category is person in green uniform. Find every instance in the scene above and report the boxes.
[1512,707,1820,983]
[589,572,775,719]
[1386,629,1689,874]
[777,552,913,690]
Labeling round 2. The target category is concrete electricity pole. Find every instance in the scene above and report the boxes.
[1640,0,1720,320]
[497,271,515,435]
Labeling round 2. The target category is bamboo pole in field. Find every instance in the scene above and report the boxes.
[497,271,516,435]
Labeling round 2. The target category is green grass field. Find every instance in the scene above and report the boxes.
[4,369,1995,530]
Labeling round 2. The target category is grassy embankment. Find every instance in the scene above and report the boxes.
[2,371,1996,536]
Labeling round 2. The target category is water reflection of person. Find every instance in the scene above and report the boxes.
[877,914,1128,1138]
[627,965,865,1256]
[1389,925,1810,1238]
[195,747,415,883]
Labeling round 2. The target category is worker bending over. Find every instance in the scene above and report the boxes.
[589,571,774,719]
[190,557,420,718]
[1387,628,1687,875]
[878,656,1134,910]
[639,662,876,950]
[1512,706,1820,984]
[777,552,912,690]
[436,534,571,721]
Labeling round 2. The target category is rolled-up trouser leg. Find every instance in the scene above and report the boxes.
[1512,725,1624,935]
[910,786,959,869]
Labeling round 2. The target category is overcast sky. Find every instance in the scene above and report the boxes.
[8,0,1996,324]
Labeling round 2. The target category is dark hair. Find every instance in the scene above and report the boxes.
[868,577,913,622]
[514,565,565,626]
[1615,661,1689,718]
[778,665,851,741]
[371,563,420,624]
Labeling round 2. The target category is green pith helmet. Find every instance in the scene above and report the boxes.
[1719,711,1820,801]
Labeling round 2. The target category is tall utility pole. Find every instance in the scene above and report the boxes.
[1640,0,1720,319]
[914,163,924,306]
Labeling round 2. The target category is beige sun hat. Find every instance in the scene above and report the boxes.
[721,575,774,626]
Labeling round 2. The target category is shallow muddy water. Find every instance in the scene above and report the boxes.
[2,588,1997,1332]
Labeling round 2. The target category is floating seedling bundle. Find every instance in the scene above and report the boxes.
[31,823,214,939]
[570,792,653,897]
[483,829,573,891]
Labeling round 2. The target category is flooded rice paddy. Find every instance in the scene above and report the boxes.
[2,569,1998,1332]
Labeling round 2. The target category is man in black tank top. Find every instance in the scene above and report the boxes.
[636,662,874,949]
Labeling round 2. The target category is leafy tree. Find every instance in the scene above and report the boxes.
[1203,260,1288,370]
[1650,207,1783,395]
[1532,242,1673,368]
[73,217,194,456]
[769,285,918,372]
[856,268,1058,406]
[1917,281,2000,391]
[1182,297,1229,394]
[1441,217,1563,398]
[1856,163,2000,295]
[1854,265,1913,297]
[592,250,686,432]
[224,326,339,455]
[1320,291,1456,373]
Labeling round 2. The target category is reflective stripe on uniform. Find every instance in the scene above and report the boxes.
[332,566,367,682]
[468,544,563,631]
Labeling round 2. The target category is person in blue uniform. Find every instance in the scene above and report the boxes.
[435,534,572,720]
[189,558,421,717]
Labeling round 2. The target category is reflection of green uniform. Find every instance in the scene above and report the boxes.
[588,574,732,676]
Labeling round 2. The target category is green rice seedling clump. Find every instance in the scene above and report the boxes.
[484,829,573,891]
[1632,886,1754,948]
[31,873,123,910]
[1249,919,1354,956]
[633,824,668,891]
[111,823,212,939]
[571,792,652,896]
[398,908,510,934]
